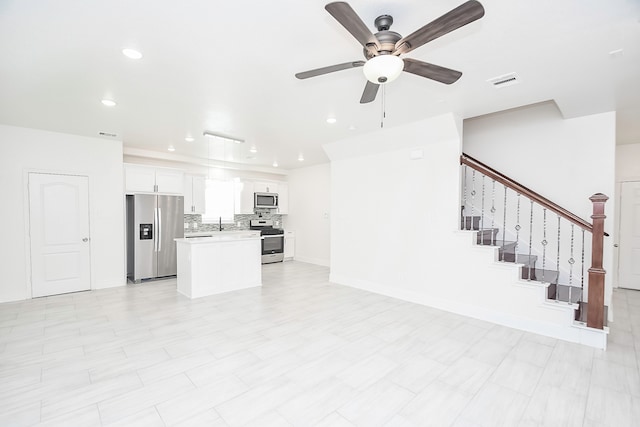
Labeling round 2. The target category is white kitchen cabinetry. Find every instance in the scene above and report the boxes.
[184,175,206,214]
[124,164,184,194]
[253,182,277,193]
[284,230,295,260]
[234,179,289,215]
[277,182,289,214]
[234,180,255,215]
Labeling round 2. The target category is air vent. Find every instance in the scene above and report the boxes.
[98,131,118,138]
[487,72,519,88]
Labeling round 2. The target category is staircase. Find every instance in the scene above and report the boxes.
[459,153,610,347]
[462,213,604,325]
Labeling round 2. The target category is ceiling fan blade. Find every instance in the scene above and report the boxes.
[325,2,380,55]
[394,0,485,55]
[402,58,462,84]
[360,80,379,104]
[295,61,365,79]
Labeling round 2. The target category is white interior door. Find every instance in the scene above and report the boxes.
[29,173,91,297]
[619,181,640,290]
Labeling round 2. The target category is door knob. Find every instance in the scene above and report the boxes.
[82,237,89,242]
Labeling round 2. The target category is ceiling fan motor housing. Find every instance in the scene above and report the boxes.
[363,29,402,59]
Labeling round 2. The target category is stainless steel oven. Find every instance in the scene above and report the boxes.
[250,219,284,264]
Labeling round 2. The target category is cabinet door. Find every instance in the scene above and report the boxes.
[124,164,156,193]
[191,175,206,214]
[254,181,277,193]
[183,176,194,214]
[277,182,289,214]
[284,231,295,260]
[155,169,184,194]
[234,180,255,214]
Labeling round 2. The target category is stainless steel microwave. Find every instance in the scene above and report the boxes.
[254,192,278,209]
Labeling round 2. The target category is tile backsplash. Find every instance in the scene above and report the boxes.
[184,213,283,232]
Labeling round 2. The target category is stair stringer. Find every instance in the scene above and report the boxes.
[453,230,608,349]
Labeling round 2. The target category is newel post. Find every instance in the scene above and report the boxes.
[587,193,608,329]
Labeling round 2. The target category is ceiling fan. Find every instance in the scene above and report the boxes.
[295,1,485,104]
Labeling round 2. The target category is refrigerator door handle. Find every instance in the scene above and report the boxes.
[158,207,162,252]
[154,207,159,252]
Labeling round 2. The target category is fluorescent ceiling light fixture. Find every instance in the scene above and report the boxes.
[272,161,278,167]
[167,145,176,152]
[363,55,404,84]
[298,154,304,162]
[101,99,116,107]
[326,117,337,124]
[203,130,245,144]
[185,136,195,142]
[122,48,143,59]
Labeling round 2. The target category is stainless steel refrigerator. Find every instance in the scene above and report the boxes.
[126,194,184,283]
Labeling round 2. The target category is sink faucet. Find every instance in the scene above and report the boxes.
[219,216,222,231]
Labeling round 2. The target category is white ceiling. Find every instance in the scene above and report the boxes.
[1,0,638,170]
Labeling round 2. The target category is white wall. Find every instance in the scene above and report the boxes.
[0,125,125,302]
[282,163,331,266]
[325,113,464,301]
[464,102,616,303]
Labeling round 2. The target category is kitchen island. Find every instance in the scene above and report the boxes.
[175,231,262,298]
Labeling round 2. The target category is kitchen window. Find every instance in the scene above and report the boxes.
[201,179,235,223]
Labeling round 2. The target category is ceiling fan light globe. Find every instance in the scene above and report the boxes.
[363,55,404,84]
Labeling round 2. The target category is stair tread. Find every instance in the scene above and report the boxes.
[548,283,582,304]
[521,268,559,283]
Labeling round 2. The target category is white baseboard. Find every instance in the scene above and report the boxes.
[294,255,330,267]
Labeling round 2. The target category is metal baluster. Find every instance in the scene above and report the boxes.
[515,193,521,262]
[581,229,586,304]
[490,180,496,244]
[502,186,507,261]
[556,216,561,302]
[480,175,486,245]
[462,165,468,230]
[471,170,476,231]
[568,224,575,303]
[541,208,548,282]
[528,200,534,280]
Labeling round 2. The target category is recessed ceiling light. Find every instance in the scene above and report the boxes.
[185,136,194,142]
[348,125,356,131]
[167,145,176,152]
[298,154,304,162]
[101,99,116,107]
[326,117,337,124]
[609,48,624,58]
[249,146,257,153]
[122,48,142,59]
[272,161,278,167]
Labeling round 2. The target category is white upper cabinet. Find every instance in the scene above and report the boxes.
[254,182,277,193]
[234,180,255,215]
[124,164,184,195]
[277,182,289,214]
[184,174,206,214]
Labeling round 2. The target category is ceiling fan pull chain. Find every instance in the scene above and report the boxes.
[380,84,386,128]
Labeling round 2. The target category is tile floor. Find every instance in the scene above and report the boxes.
[1,261,639,426]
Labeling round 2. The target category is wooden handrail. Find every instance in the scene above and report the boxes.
[461,153,606,235]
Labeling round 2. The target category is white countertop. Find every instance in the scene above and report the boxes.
[176,230,261,244]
